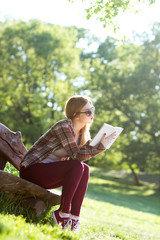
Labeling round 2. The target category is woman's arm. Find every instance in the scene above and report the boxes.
[54,122,105,161]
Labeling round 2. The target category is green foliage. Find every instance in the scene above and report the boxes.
[5,162,19,176]
[81,24,160,178]
[70,0,156,30]
[0,20,82,145]
[0,214,79,240]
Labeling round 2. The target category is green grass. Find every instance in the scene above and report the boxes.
[0,165,160,240]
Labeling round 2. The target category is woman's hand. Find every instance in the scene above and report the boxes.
[101,132,116,147]
[53,148,69,161]
[54,148,68,158]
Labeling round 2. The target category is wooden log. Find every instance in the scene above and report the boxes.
[0,124,61,216]
[0,170,61,215]
[0,123,27,170]
[23,198,47,217]
[0,153,7,170]
[0,138,24,170]
[0,147,22,171]
[0,170,61,206]
[0,123,27,156]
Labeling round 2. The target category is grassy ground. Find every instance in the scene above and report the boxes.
[0,165,160,240]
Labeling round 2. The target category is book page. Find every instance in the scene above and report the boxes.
[90,123,123,149]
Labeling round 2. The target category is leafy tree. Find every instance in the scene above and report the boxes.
[69,0,156,29]
[0,20,83,146]
[81,26,160,186]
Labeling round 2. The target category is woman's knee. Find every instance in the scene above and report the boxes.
[70,160,90,177]
[71,160,84,172]
[82,163,90,178]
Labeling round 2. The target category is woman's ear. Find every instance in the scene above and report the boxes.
[73,113,79,120]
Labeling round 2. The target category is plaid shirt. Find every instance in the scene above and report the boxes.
[21,119,105,168]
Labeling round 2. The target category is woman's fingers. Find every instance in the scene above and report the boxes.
[101,132,116,146]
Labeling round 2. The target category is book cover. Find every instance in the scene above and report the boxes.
[90,123,123,149]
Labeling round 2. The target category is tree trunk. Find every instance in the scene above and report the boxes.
[129,165,141,186]
[158,169,160,192]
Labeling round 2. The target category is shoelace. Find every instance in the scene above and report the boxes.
[63,218,72,228]
[72,219,80,231]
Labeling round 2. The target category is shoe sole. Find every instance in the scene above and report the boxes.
[52,211,71,229]
[52,212,58,225]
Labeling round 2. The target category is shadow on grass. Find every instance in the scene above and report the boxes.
[86,170,160,216]
[90,169,160,185]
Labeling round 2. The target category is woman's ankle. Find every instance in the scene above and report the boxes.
[59,211,69,218]
[70,214,79,220]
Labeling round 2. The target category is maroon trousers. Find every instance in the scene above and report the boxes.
[20,160,89,216]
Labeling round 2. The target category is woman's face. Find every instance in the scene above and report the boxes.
[76,102,95,124]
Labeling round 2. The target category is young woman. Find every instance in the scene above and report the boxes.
[20,95,115,231]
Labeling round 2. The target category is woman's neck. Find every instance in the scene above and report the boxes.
[72,119,85,135]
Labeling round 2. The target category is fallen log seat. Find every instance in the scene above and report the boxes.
[0,123,61,216]
[0,170,61,216]
[0,123,27,170]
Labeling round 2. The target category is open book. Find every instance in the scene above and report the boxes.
[90,123,123,149]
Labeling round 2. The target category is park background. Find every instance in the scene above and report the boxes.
[0,0,160,239]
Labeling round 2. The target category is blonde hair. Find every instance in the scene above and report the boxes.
[65,95,93,146]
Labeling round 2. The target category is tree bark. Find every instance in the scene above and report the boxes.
[129,165,141,186]
[0,123,27,170]
[0,153,7,170]
[0,170,61,216]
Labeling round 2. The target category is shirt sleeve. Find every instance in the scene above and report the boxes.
[53,121,105,161]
